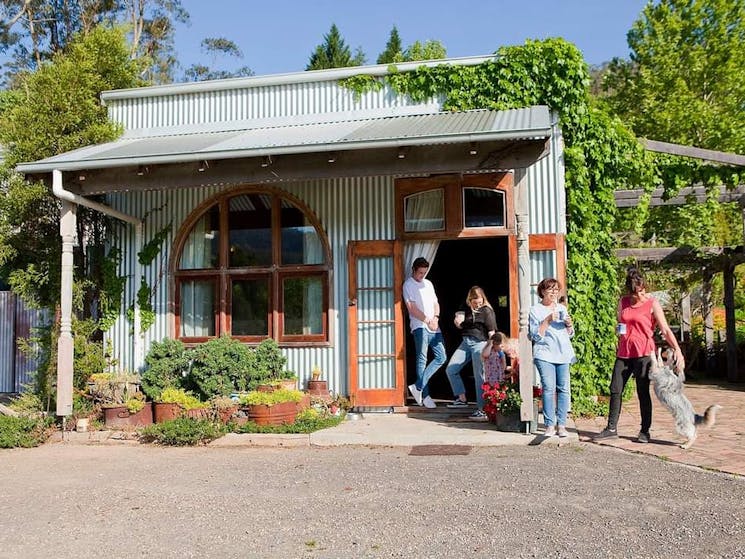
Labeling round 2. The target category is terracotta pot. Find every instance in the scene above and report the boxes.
[153,402,183,423]
[185,408,210,420]
[103,402,153,429]
[256,384,277,393]
[242,400,298,426]
[215,405,239,424]
[307,380,329,399]
[296,393,311,413]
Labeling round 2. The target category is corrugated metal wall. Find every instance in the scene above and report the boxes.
[0,292,49,393]
[526,152,562,234]
[107,176,395,396]
[108,81,441,131]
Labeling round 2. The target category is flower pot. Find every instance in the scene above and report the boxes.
[241,400,298,426]
[103,402,153,429]
[215,405,239,424]
[308,380,329,399]
[296,393,311,413]
[153,402,183,423]
[495,412,522,432]
[185,408,210,420]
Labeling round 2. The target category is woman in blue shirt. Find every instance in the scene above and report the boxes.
[529,278,576,437]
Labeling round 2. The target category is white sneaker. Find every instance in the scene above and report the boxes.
[408,383,423,406]
[557,426,569,438]
[544,425,557,437]
[422,396,436,409]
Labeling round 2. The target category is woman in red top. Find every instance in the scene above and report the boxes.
[595,268,684,443]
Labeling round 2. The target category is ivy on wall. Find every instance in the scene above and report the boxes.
[342,38,656,413]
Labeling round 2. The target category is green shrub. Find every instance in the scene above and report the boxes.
[8,391,44,415]
[140,338,190,400]
[249,339,287,387]
[138,417,226,446]
[186,335,256,399]
[0,415,55,448]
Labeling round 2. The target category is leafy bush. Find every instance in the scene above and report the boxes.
[8,391,44,415]
[186,335,255,400]
[0,415,55,448]
[249,339,287,387]
[140,338,190,400]
[138,417,226,446]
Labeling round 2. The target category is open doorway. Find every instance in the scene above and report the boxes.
[405,237,511,402]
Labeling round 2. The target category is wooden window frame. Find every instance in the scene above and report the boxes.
[172,187,333,347]
[396,172,514,239]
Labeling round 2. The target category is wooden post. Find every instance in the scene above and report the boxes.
[702,273,715,374]
[57,198,76,417]
[723,261,740,382]
[515,169,533,425]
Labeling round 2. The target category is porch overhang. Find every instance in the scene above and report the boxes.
[17,106,553,194]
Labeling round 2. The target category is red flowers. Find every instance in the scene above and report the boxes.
[482,382,542,422]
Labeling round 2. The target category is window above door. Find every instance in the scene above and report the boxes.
[396,172,514,239]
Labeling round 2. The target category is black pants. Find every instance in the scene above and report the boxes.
[607,356,652,433]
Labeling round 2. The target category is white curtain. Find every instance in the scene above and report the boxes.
[404,241,440,275]
[179,215,215,336]
[404,189,444,232]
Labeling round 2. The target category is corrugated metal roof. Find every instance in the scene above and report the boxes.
[17,106,551,173]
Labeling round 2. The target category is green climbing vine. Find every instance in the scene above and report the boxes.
[341,38,657,414]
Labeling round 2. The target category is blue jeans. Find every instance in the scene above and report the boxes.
[534,359,571,427]
[413,328,447,398]
[445,336,487,409]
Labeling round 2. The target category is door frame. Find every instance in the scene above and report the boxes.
[347,240,405,407]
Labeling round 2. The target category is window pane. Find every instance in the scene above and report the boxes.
[232,278,269,336]
[281,202,323,265]
[229,194,272,267]
[404,189,444,231]
[283,276,323,335]
[179,280,215,336]
[463,188,505,227]
[179,206,219,269]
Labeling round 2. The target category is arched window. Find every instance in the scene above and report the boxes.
[173,189,331,345]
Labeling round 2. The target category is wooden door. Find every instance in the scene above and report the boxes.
[347,241,404,407]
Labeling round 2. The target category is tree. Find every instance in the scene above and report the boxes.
[403,39,446,61]
[0,26,144,308]
[182,37,254,82]
[377,26,403,64]
[306,23,365,70]
[0,0,190,86]
[602,0,745,152]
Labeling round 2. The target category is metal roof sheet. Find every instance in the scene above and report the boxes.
[17,106,551,173]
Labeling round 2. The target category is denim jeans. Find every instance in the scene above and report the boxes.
[534,359,571,427]
[413,328,447,399]
[445,336,488,409]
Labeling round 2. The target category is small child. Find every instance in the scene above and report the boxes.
[502,336,520,383]
[482,332,507,385]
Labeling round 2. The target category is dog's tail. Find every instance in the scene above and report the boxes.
[695,404,722,428]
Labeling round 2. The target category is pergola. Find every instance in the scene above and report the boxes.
[614,140,745,382]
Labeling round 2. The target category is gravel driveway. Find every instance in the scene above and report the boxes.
[1,442,743,558]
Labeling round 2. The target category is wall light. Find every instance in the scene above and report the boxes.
[327,153,336,163]
[78,173,86,182]
[197,160,209,172]
[136,165,149,176]
[469,142,478,156]
[397,147,408,159]
[260,155,273,168]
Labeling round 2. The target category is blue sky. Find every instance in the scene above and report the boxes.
[175,0,651,77]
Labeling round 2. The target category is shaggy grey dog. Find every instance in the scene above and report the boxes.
[650,348,721,449]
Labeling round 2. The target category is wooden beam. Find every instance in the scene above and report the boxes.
[643,139,745,167]
[615,185,745,208]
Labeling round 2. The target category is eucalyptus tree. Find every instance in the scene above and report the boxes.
[182,37,254,82]
[306,23,365,70]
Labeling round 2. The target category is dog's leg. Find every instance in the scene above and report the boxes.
[680,431,697,450]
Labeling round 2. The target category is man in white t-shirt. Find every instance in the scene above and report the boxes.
[403,257,447,408]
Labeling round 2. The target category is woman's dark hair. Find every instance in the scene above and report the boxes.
[537,278,560,298]
[625,267,646,294]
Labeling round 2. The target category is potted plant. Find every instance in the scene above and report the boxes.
[482,380,523,432]
[307,365,329,398]
[210,395,239,424]
[102,390,153,429]
[153,387,209,423]
[238,388,304,426]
